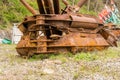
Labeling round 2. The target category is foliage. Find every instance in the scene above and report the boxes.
[0,0,37,29]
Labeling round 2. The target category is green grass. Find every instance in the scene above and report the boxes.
[74,52,98,61]
[29,47,120,62]
[1,44,119,63]
[0,0,36,29]
[29,53,71,63]
[73,47,120,61]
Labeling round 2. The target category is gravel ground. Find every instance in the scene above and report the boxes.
[0,45,119,80]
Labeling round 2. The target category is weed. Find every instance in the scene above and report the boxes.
[74,52,99,61]
[73,72,79,80]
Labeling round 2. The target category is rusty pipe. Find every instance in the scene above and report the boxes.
[77,0,88,8]
[70,15,98,29]
[47,0,55,14]
[20,0,37,15]
[62,0,69,6]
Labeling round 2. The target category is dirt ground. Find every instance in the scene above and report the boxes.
[0,44,119,80]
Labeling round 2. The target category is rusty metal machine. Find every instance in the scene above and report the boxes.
[16,0,120,58]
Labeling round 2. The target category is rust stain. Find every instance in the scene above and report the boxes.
[16,0,120,58]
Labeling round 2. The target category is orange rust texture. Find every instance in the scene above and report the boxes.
[16,0,120,57]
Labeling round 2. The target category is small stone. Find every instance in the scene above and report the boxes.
[54,60,62,64]
[43,68,54,74]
